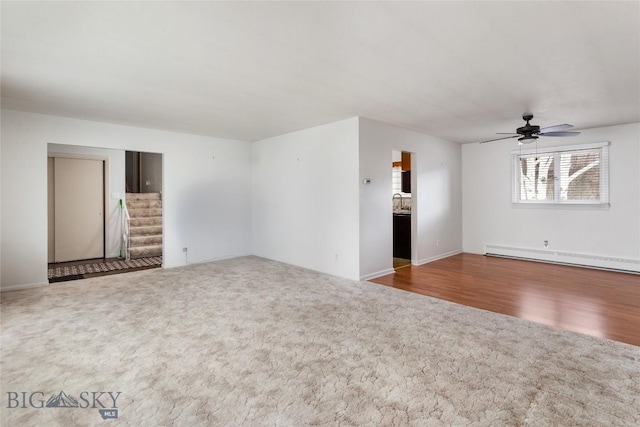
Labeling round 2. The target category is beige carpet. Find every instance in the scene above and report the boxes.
[1,256,639,426]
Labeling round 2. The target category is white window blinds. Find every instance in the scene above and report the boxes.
[512,142,609,205]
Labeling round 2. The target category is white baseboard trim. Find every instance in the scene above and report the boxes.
[361,268,395,281]
[1,281,49,293]
[361,251,463,281]
[164,254,245,269]
[484,244,640,274]
[416,250,463,266]
[187,254,244,266]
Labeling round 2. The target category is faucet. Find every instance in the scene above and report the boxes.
[393,193,403,211]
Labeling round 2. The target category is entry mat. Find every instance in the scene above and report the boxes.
[48,257,162,281]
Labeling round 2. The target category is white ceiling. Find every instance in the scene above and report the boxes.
[2,1,639,143]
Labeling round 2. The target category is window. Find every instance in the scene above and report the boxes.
[512,142,609,205]
[392,166,410,196]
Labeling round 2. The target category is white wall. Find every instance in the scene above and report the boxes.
[1,110,252,290]
[48,144,126,259]
[251,118,361,280]
[140,152,163,193]
[462,123,640,263]
[359,118,463,280]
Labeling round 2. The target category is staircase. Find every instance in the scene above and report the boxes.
[125,193,163,259]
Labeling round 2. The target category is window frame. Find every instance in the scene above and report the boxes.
[511,142,610,206]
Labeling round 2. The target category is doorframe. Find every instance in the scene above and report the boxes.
[410,152,417,265]
[391,149,417,266]
[48,151,109,262]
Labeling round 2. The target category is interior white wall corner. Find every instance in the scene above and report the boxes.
[251,117,360,280]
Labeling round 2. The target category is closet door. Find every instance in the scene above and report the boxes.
[53,157,104,262]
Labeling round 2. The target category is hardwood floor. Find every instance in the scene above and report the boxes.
[371,253,640,347]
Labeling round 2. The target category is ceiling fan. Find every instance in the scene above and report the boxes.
[479,114,580,144]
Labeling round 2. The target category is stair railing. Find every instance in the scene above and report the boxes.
[120,199,131,261]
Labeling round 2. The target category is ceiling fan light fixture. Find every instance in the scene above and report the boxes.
[479,114,579,144]
[518,135,538,144]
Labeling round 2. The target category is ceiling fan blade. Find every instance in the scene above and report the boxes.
[538,131,581,137]
[539,123,573,133]
[495,132,519,135]
[479,135,519,144]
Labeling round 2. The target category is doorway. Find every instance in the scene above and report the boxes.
[392,150,413,270]
[48,156,105,263]
[126,151,162,194]
[124,151,164,261]
[46,146,164,283]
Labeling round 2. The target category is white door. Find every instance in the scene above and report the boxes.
[53,157,104,262]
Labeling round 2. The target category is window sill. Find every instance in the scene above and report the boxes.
[512,202,610,211]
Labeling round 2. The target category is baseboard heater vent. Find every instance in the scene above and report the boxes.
[484,244,640,274]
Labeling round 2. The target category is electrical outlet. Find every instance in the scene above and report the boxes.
[543,240,549,248]
[183,247,188,252]
[436,240,440,247]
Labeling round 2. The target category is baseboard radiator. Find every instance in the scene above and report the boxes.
[484,244,640,274]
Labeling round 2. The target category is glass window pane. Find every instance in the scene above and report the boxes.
[519,155,554,200]
[559,150,600,201]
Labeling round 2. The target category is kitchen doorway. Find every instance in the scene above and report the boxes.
[392,150,414,270]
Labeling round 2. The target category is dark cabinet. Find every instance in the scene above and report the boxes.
[401,170,411,193]
[393,214,411,259]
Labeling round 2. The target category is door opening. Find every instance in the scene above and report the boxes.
[392,150,413,270]
[46,146,164,283]
[126,151,162,194]
[124,151,164,262]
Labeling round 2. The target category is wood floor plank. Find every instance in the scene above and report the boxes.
[370,253,640,347]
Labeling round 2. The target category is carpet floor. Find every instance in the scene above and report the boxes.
[2,256,639,426]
